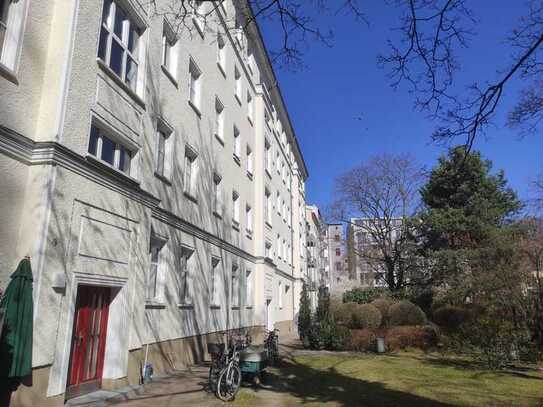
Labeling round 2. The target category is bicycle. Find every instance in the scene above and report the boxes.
[216,336,244,401]
[264,328,279,366]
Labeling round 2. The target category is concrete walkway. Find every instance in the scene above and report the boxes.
[67,333,301,407]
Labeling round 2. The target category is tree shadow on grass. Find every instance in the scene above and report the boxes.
[419,355,543,382]
[260,355,454,407]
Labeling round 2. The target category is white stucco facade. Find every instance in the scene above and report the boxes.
[0,0,308,404]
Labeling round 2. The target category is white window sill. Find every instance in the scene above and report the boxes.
[213,210,223,219]
[232,220,240,231]
[188,100,202,118]
[161,64,178,87]
[265,169,272,179]
[247,116,253,126]
[214,133,225,146]
[86,154,140,185]
[154,171,172,185]
[193,18,205,38]
[234,94,242,106]
[0,63,18,85]
[265,221,272,229]
[217,62,226,78]
[145,301,166,309]
[178,303,194,309]
[247,171,253,181]
[210,304,221,310]
[233,154,241,166]
[97,58,145,109]
[184,191,198,203]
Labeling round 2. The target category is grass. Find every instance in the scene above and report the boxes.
[233,350,543,406]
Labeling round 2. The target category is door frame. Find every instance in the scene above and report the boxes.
[66,285,111,399]
[47,272,129,398]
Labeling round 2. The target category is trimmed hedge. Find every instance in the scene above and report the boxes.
[389,301,426,326]
[332,301,356,326]
[349,329,377,352]
[370,299,392,326]
[385,325,439,351]
[351,304,382,330]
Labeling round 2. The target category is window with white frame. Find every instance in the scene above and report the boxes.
[247,91,254,122]
[0,0,27,71]
[278,280,283,309]
[233,125,241,160]
[162,21,178,79]
[217,32,226,72]
[245,269,253,306]
[265,188,272,225]
[283,239,286,259]
[277,234,281,258]
[210,257,220,306]
[188,58,202,109]
[234,66,242,102]
[88,124,133,175]
[246,145,253,175]
[215,97,224,141]
[276,151,280,174]
[213,173,223,216]
[264,110,271,130]
[98,0,143,93]
[276,192,281,215]
[179,246,194,304]
[156,120,173,179]
[282,200,286,221]
[148,234,166,301]
[183,145,198,198]
[264,138,272,174]
[231,263,239,307]
[246,204,252,234]
[232,190,240,226]
[265,241,272,259]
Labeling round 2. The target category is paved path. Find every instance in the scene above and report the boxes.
[67,333,301,407]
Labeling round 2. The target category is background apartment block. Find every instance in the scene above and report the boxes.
[304,205,328,309]
[349,218,403,288]
[0,0,308,405]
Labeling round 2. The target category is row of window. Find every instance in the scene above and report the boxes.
[148,233,253,308]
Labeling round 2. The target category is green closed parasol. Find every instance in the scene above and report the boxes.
[0,258,33,378]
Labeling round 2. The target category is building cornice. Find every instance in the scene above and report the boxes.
[0,125,160,208]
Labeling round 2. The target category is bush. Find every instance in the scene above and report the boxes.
[307,314,350,351]
[389,301,427,326]
[331,301,355,326]
[432,305,470,331]
[385,325,439,351]
[410,290,434,316]
[343,287,389,304]
[350,304,382,330]
[370,299,392,325]
[349,329,378,352]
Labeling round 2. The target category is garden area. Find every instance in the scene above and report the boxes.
[232,350,543,406]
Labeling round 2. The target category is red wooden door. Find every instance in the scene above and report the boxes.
[66,285,111,399]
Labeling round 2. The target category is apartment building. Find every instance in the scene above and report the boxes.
[304,205,328,309]
[349,218,403,287]
[325,223,350,295]
[0,0,307,405]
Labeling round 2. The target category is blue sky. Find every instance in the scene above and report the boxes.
[260,1,543,213]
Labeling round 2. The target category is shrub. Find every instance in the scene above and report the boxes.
[349,329,377,352]
[370,298,392,325]
[410,290,434,316]
[307,314,350,351]
[343,287,389,304]
[385,325,439,351]
[298,283,312,343]
[389,301,427,326]
[350,304,382,330]
[331,301,355,326]
[432,305,470,331]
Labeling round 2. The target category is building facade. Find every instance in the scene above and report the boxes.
[349,218,404,288]
[0,0,308,405]
[304,205,327,309]
[325,223,351,295]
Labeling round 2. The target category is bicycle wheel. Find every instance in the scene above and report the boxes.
[216,363,242,401]
[208,363,220,392]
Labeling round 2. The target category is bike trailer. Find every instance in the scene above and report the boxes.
[239,345,267,373]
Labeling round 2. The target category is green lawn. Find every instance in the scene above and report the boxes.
[233,351,543,406]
